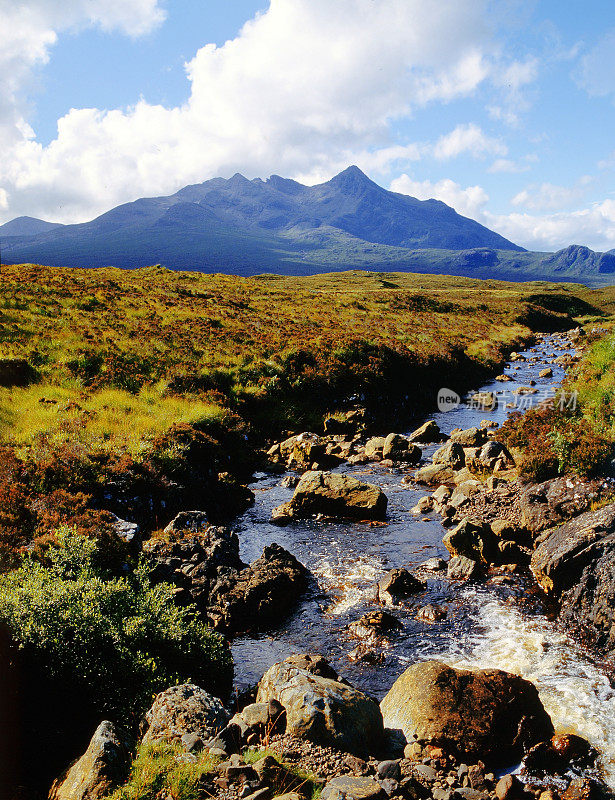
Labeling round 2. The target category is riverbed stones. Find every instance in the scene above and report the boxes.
[348,610,403,640]
[378,568,425,604]
[450,428,487,447]
[519,476,611,534]
[271,470,388,522]
[408,420,442,443]
[433,442,466,469]
[447,555,481,581]
[415,463,456,485]
[442,518,499,565]
[381,433,421,463]
[365,437,387,460]
[322,775,385,800]
[539,368,553,378]
[48,721,133,800]
[141,684,229,744]
[380,661,553,765]
[256,655,384,756]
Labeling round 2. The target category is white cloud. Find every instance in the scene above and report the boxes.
[390,173,490,219]
[0,0,499,223]
[575,30,615,98]
[488,157,532,173]
[486,201,615,252]
[433,123,506,160]
[488,56,539,125]
[511,177,592,212]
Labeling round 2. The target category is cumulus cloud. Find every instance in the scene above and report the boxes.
[574,30,615,98]
[0,0,500,223]
[432,123,506,160]
[511,176,592,212]
[390,173,490,219]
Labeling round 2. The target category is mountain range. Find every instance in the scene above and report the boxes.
[2,166,614,284]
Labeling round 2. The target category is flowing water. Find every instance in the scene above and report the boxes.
[231,333,615,786]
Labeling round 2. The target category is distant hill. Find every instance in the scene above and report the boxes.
[1,166,614,284]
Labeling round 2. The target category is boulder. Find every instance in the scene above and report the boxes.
[531,503,615,658]
[382,434,421,464]
[256,655,384,756]
[539,368,553,378]
[408,420,442,443]
[348,610,403,641]
[432,442,466,469]
[322,776,385,800]
[447,556,481,581]
[49,722,133,800]
[207,543,308,634]
[470,392,496,410]
[450,428,487,447]
[365,437,387,461]
[227,701,286,747]
[415,463,455,485]
[477,441,512,469]
[141,684,229,744]
[443,519,499,565]
[271,470,387,522]
[378,568,425,603]
[380,661,553,765]
[164,510,210,535]
[449,481,482,510]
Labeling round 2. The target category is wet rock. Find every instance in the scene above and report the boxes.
[349,610,403,640]
[490,520,530,546]
[141,684,229,744]
[471,392,497,410]
[416,604,446,622]
[378,569,425,603]
[449,482,482,510]
[415,464,456,486]
[539,368,553,378]
[409,420,442,443]
[281,475,300,489]
[272,470,388,522]
[411,496,434,514]
[442,519,499,565]
[450,428,487,448]
[432,486,452,507]
[208,543,308,634]
[256,655,384,756]
[447,556,481,581]
[382,434,421,464]
[49,721,133,800]
[562,777,604,800]
[523,734,597,776]
[418,557,447,572]
[433,443,466,470]
[380,660,553,766]
[322,775,385,800]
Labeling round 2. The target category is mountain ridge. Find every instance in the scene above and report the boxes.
[1,166,613,284]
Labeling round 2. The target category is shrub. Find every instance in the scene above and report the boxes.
[497,403,613,482]
[0,528,233,722]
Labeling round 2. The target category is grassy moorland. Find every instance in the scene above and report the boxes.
[0,263,613,560]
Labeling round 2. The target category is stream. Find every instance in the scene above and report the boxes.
[231,332,615,786]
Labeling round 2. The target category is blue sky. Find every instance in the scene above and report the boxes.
[2,0,615,251]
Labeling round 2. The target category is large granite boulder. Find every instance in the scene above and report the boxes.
[272,470,387,522]
[450,427,487,447]
[256,655,384,756]
[380,661,553,765]
[442,518,499,565]
[408,420,442,443]
[141,684,229,744]
[207,543,308,634]
[432,442,466,469]
[48,721,133,800]
[531,503,615,658]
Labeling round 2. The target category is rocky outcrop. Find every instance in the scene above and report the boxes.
[272,471,387,522]
[48,722,133,800]
[531,503,615,658]
[207,543,308,634]
[256,655,384,756]
[144,528,308,634]
[141,684,229,744]
[519,476,612,535]
[380,661,553,766]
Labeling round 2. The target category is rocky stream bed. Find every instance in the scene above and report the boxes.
[49,330,615,800]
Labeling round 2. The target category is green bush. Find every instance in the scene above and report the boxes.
[0,528,232,722]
